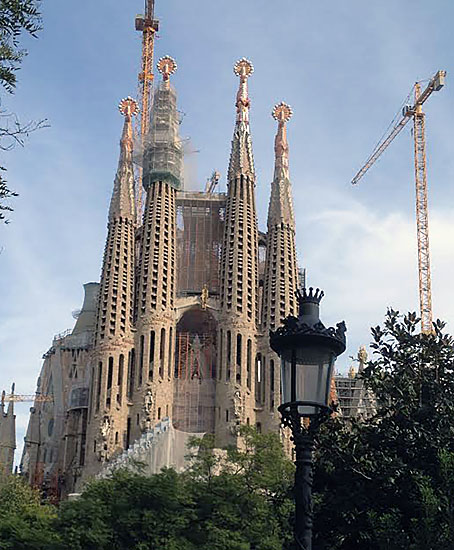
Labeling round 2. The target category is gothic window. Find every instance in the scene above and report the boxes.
[159,328,166,378]
[149,330,155,380]
[96,362,102,412]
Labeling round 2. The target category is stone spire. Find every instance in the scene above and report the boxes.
[262,102,298,331]
[85,99,138,476]
[132,55,181,445]
[227,58,255,181]
[109,97,138,221]
[268,102,295,228]
[95,98,138,344]
[217,58,260,446]
[0,384,16,475]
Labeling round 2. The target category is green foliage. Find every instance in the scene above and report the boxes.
[0,0,42,93]
[55,427,294,550]
[5,311,454,548]
[0,475,59,550]
[313,310,454,549]
[0,0,42,222]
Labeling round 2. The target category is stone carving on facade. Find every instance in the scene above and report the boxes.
[228,387,245,435]
[100,415,111,440]
[358,345,368,371]
[141,387,154,431]
[200,285,209,310]
[233,389,243,419]
[98,415,113,462]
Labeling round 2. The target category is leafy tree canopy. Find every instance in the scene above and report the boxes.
[55,427,294,550]
[3,310,454,549]
[0,0,43,222]
[313,310,454,550]
[0,475,59,550]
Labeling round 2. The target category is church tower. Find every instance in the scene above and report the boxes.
[0,385,16,475]
[259,103,299,430]
[216,59,260,445]
[85,98,138,473]
[132,56,182,442]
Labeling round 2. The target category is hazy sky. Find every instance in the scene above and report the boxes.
[1,0,454,462]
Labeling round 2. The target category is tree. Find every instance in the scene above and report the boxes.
[0,0,44,222]
[55,427,294,550]
[312,310,454,550]
[0,475,60,550]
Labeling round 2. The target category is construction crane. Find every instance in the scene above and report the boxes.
[1,390,53,406]
[351,70,446,335]
[135,0,159,222]
[205,171,221,193]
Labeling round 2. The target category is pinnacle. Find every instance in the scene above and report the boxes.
[109,101,137,222]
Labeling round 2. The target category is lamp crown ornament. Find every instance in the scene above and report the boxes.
[297,287,324,305]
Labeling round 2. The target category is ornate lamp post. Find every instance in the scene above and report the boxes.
[270,288,346,550]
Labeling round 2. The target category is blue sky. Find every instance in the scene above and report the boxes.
[1,0,454,462]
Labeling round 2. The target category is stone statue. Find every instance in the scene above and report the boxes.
[100,416,111,440]
[143,388,153,415]
[233,389,243,419]
[358,346,368,371]
[201,285,209,310]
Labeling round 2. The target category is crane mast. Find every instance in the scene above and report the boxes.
[413,83,433,334]
[135,0,159,222]
[351,70,446,334]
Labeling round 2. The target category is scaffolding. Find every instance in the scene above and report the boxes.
[176,191,226,296]
[143,81,183,190]
[335,375,375,418]
[173,307,217,433]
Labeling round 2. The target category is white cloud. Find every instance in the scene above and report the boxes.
[296,184,454,372]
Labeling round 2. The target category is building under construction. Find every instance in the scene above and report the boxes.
[14,2,322,497]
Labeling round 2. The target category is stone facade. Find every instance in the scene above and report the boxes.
[21,54,303,496]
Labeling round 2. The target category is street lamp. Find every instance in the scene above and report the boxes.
[270,287,346,550]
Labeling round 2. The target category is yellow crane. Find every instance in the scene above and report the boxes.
[1,391,53,406]
[135,0,159,222]
[352,70,446,334]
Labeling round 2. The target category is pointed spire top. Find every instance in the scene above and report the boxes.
[109,97,138,221]
[234,58,253,124]
[6,383,15,415]
[118,96,138,150]
[267,102,295,227]
[157,56,177,87]
[228,59,255,180]
[272,102,293,180]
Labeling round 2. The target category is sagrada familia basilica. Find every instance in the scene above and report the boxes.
[0,3,372,498]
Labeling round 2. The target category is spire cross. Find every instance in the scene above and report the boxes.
[234,58,254,124]
[272,102,293,177]
[157,55,177,84]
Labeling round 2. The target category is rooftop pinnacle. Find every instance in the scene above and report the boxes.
[272,102,292,181]
[109,97,138,221]
[228,58,255,181]
[268,102,295,228]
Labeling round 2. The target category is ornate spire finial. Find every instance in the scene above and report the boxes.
[118,97,138,151]
[234,58,253,124]
[157,55,177,84]
[272,102,292,180]
[119,96,139,119]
